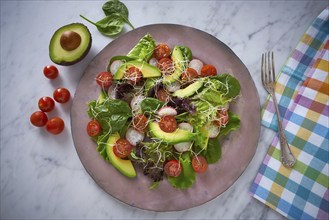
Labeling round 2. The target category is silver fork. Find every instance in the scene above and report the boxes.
[261,51,296,168]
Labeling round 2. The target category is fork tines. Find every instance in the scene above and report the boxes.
[261,51,276,85]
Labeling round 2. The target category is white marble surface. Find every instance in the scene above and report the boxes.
[1,1,327,219]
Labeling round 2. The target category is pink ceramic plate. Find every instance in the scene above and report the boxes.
[71,24,260,211]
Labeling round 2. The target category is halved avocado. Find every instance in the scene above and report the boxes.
[49,23,92,66]
[173,80,203,98]
[162,46,185,84]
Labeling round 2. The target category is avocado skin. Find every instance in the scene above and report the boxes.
[49,23,92,66]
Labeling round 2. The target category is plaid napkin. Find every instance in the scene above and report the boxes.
[250,7,329,220]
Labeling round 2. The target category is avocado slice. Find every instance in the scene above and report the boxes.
[113,60,161,80]
[49,23,92,66]
[148,122,196,144]
[173,80,203,98]
[162,46,185,84]
[105,132,136,178]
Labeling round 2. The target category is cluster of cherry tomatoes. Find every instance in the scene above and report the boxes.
[30,65,71,135]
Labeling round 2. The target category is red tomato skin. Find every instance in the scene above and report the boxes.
[96,71,113,88]
[46,117,65,135]
[214,108,229,127]
[53,88,70,103]
[38,96,55,112]
[164,160,182,177]
[154,44,171,60]
[30,111,48,127]
[125,67,142,85]
[156,88,169,102]
[191,155,208,173]
[43,65,59,79]
[159,115,177,133]
[113,138,132,159]
[200,64,217,77]
[181,68,198,82]
[132,114,148,132]
[86,120,101,137]
[157,58,174,75]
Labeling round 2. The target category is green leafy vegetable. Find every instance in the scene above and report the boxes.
[219,112,240,137]
[102,0,135,29]
[210,74,241,99]
[80,14,124,36]
[126,34,156,61]
[178,46,192,61]
[203,137,221,164]
[140,97,164,114]
[168,152,196,189]
[96,133,110,160]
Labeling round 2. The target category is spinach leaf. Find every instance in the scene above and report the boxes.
[203,137,221,164]
[96,133,110,160]
[102,0,135,29]
[140,97,164,114]
[168,152,196,189]
[127,34,156,61]
[210,74,241,99]
[80,14,124,36]
[219,112,240,137]
[178,46,192,61]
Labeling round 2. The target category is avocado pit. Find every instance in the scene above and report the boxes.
[60,31,81,51]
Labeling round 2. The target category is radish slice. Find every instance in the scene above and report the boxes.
[149,58,158,66]
[157,106,177,117]
[110,60,123,74]
[174,142,192,152]
[206,123,220,138]
[130,95,145,113]
[108,84,117,99]
[189,59,203,75]
[178,122,193,132]
[125,128,145,146]
[164,81,181,92]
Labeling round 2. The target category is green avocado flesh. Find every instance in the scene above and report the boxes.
[105,132,136,178]
[173,80,203,98]
[49,23,91,66]
[113,60,161,80]
[162,46,185,84]
[148,122,196,144]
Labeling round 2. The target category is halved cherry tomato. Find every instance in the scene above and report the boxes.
[125,66,142,85]
[159,115,177,133]
[86,120,101,137]
[181,68,198,82]
[46,117,65,135]
[132,114,148,132]
[191,155,208,173]
[164,159,182,177]
[200,64,217,77]
[154,44,171,60]
[156,88,169,102]
[30,111,48,127]
[38,96,55,112]
[43,65,59,79]
[53,87,70,103]
[214,108,229,127]
[96,71,113,88]
[157,58,174,75]
[113,138,132,159]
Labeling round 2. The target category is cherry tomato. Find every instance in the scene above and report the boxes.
[159,115,177,133]
[125,67,142,85]
[181,68,198,82]
[43,65,59,79]
[214,108,229,127]
[38,96,55,112]
[46,117,65,135]
[200,64,217,77]
[132,114,148,132]
[30,111,48,127]
[157,58,174,75]
[191,155,208,173]
[154,44,171,60]
[96,71,113,88]
[86,120,101,137]
[164,160,182,177]
[53,87,70,103]
[113,138,132,159]
[156,88,169,102]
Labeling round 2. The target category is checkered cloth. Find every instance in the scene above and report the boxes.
[250,7,329,220]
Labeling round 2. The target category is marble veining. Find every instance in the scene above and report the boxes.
[1,0,328,219]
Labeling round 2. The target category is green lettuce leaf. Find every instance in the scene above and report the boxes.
[127,34,156,61]
[219,112,240,137]
[203,137,221,164]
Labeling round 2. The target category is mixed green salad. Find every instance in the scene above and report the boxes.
[86,34,241,189]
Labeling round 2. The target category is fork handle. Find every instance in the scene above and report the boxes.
[271,93,296,168]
